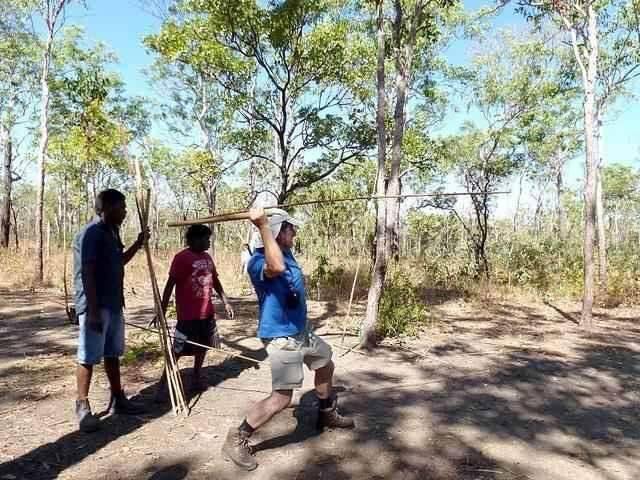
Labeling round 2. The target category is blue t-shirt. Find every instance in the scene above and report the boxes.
[247,248,307,339]
[73,219,125,315]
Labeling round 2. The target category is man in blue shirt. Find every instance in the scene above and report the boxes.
[73,189,148,432]
[222,208,354,471]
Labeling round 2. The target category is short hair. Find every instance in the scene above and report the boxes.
[95,189,126,214]
[280,221,296,233]
[186,224,212,245]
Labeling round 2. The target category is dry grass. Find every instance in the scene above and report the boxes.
[0,245,250,297]
[0,244,592,327]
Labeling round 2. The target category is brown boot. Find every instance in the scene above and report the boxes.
[222,427,258,471]
[317,399,355,431]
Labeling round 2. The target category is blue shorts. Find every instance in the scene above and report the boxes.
[77,309,125,365]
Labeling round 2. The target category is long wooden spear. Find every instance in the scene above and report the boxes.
[167,190,510,227]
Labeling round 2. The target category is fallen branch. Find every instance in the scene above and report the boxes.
[333,341,367,357]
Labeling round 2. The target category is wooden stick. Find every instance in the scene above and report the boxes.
[125,321,262,365]
[132,158,188,416]
[168,209,281,228]
[336,341,366,357]
[167,191,511,228]
[341,254,362,345]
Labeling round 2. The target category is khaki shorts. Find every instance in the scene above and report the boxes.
[263,329,333,390]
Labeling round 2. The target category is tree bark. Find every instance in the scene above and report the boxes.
[385,0,420,264]
[360,0,388,350]
[63,176,68,249]
[34,2,66,284]
[207,185,217,259]
[595,121,607,291]
[613,207,619,247]
[513,172,524,234]
[580,5,599,329]
[469,185,490,279]
[1,125,13,249]
[554,154,567,240]
[11,205,19,250]
[46,220,51,260]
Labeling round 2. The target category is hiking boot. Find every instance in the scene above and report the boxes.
[317,399,355,431]
[109,391,146,415]
[75,399,100,433]
[222,428,258,471]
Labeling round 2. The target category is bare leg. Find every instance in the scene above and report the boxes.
[314,360,334,400]
[76,364,93,400]
[245,389,293,430]
[75,363,100,432]
[104,357,122,394]
[193,351,206,378]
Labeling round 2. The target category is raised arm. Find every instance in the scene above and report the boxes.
[249,208,285,278]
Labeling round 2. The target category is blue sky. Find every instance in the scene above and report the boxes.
[62,0,639,194]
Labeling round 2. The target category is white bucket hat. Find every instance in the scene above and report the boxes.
[250,208,302,249]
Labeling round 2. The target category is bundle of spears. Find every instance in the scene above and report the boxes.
[132,159,188,416]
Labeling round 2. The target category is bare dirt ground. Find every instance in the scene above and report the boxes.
[0,285,638,480]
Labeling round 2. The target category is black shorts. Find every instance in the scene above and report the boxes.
[174,318,216,356]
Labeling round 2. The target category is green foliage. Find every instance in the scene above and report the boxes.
[500,238,555,290]
[4,0,640,323]
[122,335,162,366]
[606,247,640,305]
[378,269,428,338]
[145,0,375,201]
[408,211,476,286]
[603,163,639,203]
[293,161,375,255]
[309,253,346,300]
[48,28,144,207]
[0,0,39,127]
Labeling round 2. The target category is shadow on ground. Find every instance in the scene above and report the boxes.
[1,289,638,480]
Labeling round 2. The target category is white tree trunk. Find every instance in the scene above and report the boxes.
[34,32,53,284]
[596,166,606,271]
[595,119,607,290]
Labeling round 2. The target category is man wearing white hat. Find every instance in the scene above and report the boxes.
[222,207,354,471]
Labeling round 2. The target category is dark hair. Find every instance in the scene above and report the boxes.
[186,224,212,245]
[280,221,297,234]
[95,189,126,214]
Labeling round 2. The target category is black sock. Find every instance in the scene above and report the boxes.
[111,389,124,398]
[318,397,333,410]
[239,419,255,436]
